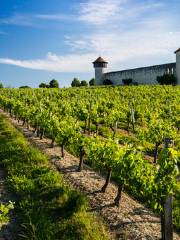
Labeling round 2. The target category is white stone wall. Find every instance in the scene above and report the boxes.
[95,67,106,85]
[103,63,176,85]
[176,52,180,85]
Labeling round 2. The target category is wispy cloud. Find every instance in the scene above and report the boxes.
[0,52,95,73]
[78,0,123,25]
[65,0,180,69]
[65,29,180,69]
[0,13,72,27]
[35,14,72,21]
[0,31,7,35]
[0,14,35,26]
[0,0,179,74]
[78,0,163,26]
[1,23,179,74]
[0,1,163,28]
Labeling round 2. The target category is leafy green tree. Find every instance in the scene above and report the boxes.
[39,83,48,88]
[71,78,81,87]
[103,79,113,85]
[157,74,176,85]
[19,86,31,89]
[81,80,88,87]
[89,78,96,86]
[0,82,4,88]
[122,78,132,85]
[49,79,59,88]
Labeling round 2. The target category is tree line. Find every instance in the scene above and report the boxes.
[1,72,176,89]
[71,78,95,87]
[39,78,96,88]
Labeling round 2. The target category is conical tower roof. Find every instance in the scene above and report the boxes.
[175,48,180,53]
[93,57,108,64]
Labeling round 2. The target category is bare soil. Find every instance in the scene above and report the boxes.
[3,113,180,240]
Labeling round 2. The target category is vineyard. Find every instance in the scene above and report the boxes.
[0,85,179,239]
[0,114,110,240]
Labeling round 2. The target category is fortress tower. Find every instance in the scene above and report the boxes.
[175,48,180,85]
[93,48,180,86]
[93,57,108,85]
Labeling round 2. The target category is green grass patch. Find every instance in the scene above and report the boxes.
[0,115,110,240]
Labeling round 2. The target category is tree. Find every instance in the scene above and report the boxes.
[49,79,59,88]
[122,78,132,85]
[157,74,176,85]
[81,80,88,87]
[0,83,4,88]
[71,78,81,87]
[89,78,96,86]
[103,79,113,85]
[19,86,31,89]
[39,83,48,88]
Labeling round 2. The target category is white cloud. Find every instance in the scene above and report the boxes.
[64,36,90,50]
[64,14,180,70]
[64,0,180,69]
[0,0,179,74]
[35,14,72,21]
[0,13,73,27]
[78,0,163,26]
[1,23,179,74]
[0,14,35,26]
[0,1,163,28]
[0,52,96,73]
[79,0,124,25]
[0,31,7,35]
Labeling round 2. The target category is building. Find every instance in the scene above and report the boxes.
[93,48,180,85]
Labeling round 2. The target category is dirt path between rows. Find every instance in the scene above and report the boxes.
[5,113,180,240]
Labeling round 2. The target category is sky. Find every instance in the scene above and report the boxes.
[0,0,180,88]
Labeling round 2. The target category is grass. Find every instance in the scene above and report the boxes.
[0,114,110,240]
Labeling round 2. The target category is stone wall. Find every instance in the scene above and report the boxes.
[102,62,176,85]
[95,67,107,85]
[176,52,180,85]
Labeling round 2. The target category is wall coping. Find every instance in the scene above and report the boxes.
[104,62,176,76]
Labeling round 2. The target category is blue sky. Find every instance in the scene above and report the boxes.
[0,0,180,88]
